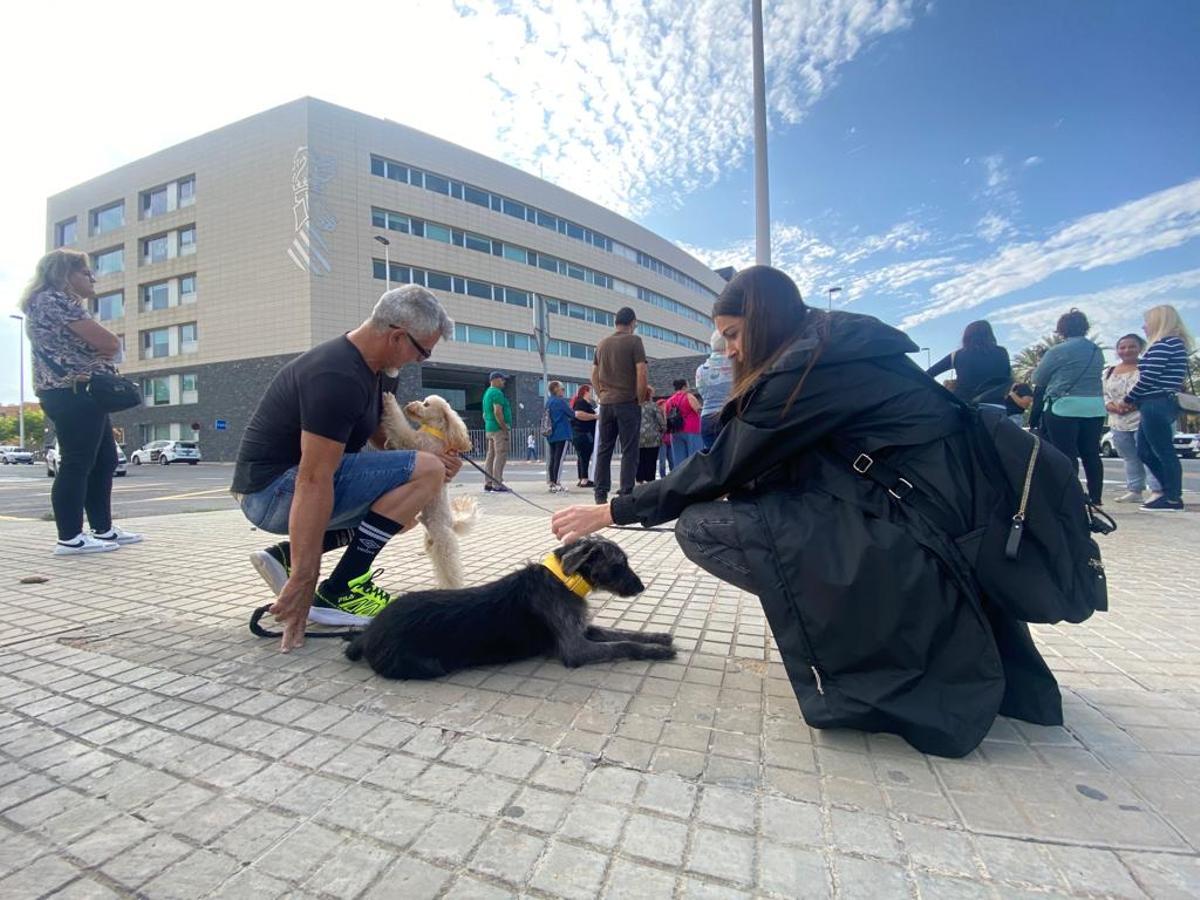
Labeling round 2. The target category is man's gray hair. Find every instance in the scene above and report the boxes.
[369,285,454,339]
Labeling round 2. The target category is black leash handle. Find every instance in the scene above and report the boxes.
[248,604,361,640]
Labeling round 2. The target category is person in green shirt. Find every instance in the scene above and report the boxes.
[482,371,511,491]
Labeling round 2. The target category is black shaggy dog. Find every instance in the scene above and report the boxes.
[344,537,676,679]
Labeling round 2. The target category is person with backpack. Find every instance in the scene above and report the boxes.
[552,265,1102,758]
[636,385,666,484]
[1031,309,1107,505]
[665,379,703,466]
[542,381,573,493]
[1102,334,1162,504]
[926,320,1013,405]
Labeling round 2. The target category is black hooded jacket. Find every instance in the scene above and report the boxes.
[612,311,1062,757]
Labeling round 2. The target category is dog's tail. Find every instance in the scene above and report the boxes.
[343,634,365,662]
[449,495,479,535]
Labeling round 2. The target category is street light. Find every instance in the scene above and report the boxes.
[8,314,25,450]
[827,286,842,311]
[373,235,391,291]
[920,346,932,369]
[751,0,770,265]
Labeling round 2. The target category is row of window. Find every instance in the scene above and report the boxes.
[55,176,195,247]
[141,323,197,360]
[369,154,715,299]
[453,323,596,362]
[142,373,199,407]
[139,422,196,445]
[371,207,711,329]
[371,260,708,352]
[92,275,198,321]
[89,226,196,276]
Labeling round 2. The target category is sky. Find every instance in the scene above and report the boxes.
[1,0,1197,403]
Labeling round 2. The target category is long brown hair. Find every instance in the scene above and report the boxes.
[18,248,89,313]
[714,266,820,411]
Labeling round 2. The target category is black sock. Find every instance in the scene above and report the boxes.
[269,528,355,566]
[323,513,402,594]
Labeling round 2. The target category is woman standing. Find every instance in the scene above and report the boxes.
[665,379,703,466]
[1122,305,1192,512]
[636,385,666,484]
[695,331,734,449]
[1032,309,1106,505]
[926,320,1012,405]
[1103,334,1162,503]
[570,385,598,488]
[20,249,143,555]
[552,266,1064,757]
[543,381,573,492]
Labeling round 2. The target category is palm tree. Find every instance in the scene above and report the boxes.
[1012,333,1065,385]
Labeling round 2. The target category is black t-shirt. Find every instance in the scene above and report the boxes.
[571,397,596,436]
[232,336,385,494]
[927,345,1012,404]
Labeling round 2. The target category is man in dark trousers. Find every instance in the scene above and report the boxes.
[591,306,648,504]
[233,285,462,651]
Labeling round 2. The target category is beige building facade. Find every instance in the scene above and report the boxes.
[44,97,724,459]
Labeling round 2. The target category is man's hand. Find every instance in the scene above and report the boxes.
[438,450,463,482]
[552,504,614,544]
[269,576,318,652]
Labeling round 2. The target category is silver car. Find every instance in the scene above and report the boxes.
[46,443,127,477]
[0,445,34,465]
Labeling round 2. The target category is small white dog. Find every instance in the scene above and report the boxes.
[380,393,479,588]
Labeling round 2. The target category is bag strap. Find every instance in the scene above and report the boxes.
[31,343,70,378]
[1057,344,1100,399]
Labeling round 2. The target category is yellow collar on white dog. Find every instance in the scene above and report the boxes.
[541,553,592,598]
[419,424,447,443]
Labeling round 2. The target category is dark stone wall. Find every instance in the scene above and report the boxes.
[648,354,709,395]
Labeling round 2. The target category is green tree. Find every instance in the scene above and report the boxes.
[1011,333,1065,385]
[0,406,46,447]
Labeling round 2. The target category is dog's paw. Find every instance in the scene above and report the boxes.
[638,644,677,661]
[641,632,675,646]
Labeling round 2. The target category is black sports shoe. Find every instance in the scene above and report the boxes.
[250,544,291,595]
[1139,496,1185,512]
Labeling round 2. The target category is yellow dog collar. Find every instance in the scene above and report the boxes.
[541,553,592,598]
[419,424,447,442]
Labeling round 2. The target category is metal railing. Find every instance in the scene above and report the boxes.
[465,426,620,460]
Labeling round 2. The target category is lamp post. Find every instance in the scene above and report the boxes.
[751,0,770,265]
[9,314,25,450]
[373,235,391,290]
[826,286,842,311]
[920,347,932,369]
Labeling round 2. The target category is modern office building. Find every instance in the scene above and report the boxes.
[44,97,725,459]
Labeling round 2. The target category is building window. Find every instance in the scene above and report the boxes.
[141,186,168,218]
[143,234,169,264]
[94,291,124,322]
[181,373,198,404]
[92,247,124,276]
[143,376,172,406]
[179,323,198,354]
[142,281,170,311]
[179,274,196,303]
[90,201,124,235]
[55,218,77,247]
[178,226,196,255]
[177,176,195,207]
[142,327,170,359]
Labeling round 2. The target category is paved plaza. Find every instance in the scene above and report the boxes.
[1,485,1199,898]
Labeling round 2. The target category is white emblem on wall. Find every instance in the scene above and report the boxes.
[287,146,337,275]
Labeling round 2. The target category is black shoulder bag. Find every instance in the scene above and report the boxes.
[34,345,142,413]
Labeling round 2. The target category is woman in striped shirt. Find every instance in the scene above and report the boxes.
[1120,305,1193,511]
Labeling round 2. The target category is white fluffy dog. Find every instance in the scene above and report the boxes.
[380,393,479,589]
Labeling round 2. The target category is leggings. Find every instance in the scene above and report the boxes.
[39,388,117,540]
[1042,412,1105,504]
[572,433,594,481]
[547,440,567,485]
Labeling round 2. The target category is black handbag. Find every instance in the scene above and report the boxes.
[34,346,142,413]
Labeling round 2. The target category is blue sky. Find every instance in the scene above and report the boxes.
[1,0,1197,404]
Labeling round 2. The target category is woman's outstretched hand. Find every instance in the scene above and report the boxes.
[551,504,614,544]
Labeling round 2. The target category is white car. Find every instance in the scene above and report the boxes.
[130,439,201,466]
[0,446,34,465]
[1101,431,1197,459]
[46,442,127,477]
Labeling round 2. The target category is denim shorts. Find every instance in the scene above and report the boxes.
[239,449,417,535]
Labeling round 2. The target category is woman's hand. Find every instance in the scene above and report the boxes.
[552,504,614,544]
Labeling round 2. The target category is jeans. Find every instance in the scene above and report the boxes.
[1137,396,1183,502]
[1110,428,1161,494]
[1043,412,1105,504]
[39,388,117,541]
[701,414,723,450]
[484,431,509,488]
[547,440,567,485]
[572,432,594,482]
[239,449,416,535]
[658,443,672,477]
[670,431,704,468]
[594,401,640,499]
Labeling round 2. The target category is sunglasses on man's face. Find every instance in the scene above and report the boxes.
[390,326,433,360]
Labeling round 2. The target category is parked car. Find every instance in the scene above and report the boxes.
[46,442,127,477]
[0,445,34,465]
[1100,430,1198,459]
[130,439,201,466]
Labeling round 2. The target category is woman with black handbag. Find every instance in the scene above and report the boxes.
[20,249,143,555]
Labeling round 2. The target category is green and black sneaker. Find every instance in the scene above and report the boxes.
[250,543,291,596]
[310,569,397,626]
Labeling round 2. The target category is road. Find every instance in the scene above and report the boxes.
[1,456,1197,522]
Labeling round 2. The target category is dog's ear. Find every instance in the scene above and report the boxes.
[442,403,473,453]
[557,539,596,576]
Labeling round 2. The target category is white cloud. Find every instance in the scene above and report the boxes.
[900,177,1200,329]
[1023,155,1043,167]
[976,211,1015,243]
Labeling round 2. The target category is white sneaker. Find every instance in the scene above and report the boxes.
[92,525,144,545]
[1115,491,1144,503]
[55,533,119,556]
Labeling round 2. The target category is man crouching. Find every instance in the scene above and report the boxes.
[232,285,462,651]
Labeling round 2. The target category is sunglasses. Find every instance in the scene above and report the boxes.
[390,326,433,360]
